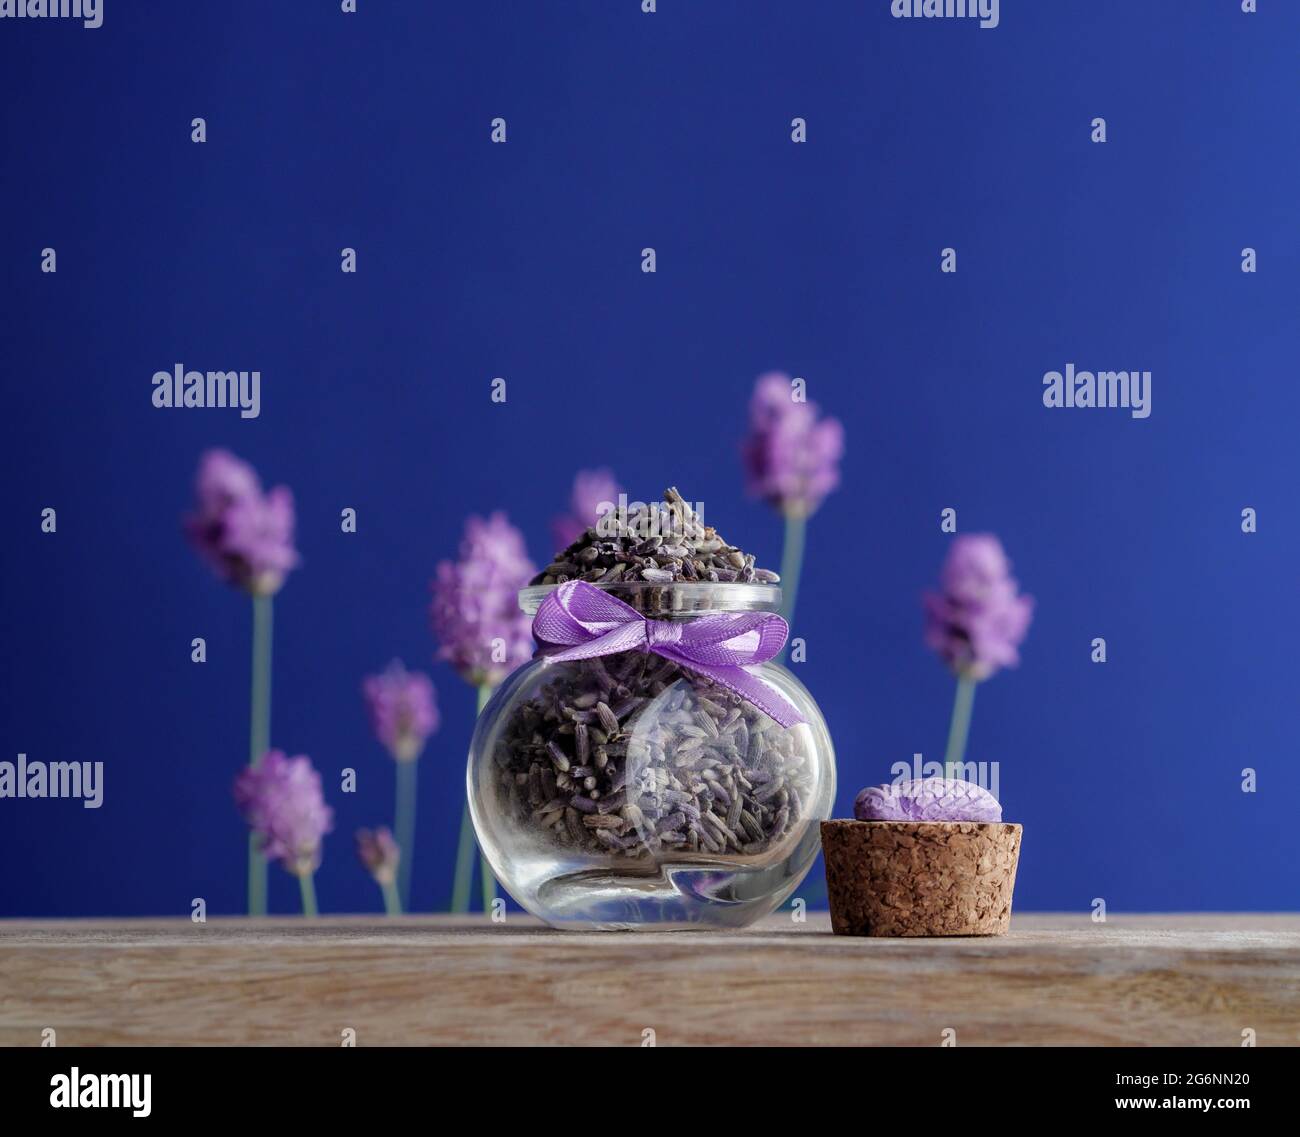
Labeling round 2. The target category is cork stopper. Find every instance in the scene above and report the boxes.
[821,820,1022,937]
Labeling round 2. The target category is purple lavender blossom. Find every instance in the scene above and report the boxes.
[854,777,1002,823]
[355,826,400,886]
[362,661,439,763]
[184,449,299,596]
[741,372,845,518]
[430,512,536,688]
[233,750,334,876]
[924,534,1034,681]
[551,468,620,552]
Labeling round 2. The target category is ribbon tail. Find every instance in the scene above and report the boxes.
[660,654,807,729]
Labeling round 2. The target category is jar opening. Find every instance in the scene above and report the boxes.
[517,581,782,616]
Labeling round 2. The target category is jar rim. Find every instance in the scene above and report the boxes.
[517,581,783,616]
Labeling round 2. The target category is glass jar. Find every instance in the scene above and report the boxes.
[467,581,835,930]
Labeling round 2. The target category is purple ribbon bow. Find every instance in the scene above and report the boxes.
[531,580,806,729]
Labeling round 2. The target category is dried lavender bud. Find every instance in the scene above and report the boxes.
[596,701,620,736]
[564,807,585,844]
[596,788,627,814]
[695,825,722,853]
[854,777,1002,823]
[726,792,744,831]
[546,740,570,773]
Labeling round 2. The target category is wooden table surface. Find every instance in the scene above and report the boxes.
[1,913,1297,1046]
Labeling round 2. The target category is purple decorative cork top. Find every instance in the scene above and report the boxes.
[853,777,1002,824]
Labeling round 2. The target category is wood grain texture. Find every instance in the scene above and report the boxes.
[1,914,1297,1046]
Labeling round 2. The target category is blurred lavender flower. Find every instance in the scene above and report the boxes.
[362,661,439,764]
[356,826,400,887]
[184,449,299,597]
[741,372,844,520]
[363,660,437,911]
[432,512,535,915]
[430,512,536,689]
[855,777,1002,824]
[740,372,844,648]
[551,468,620,552]
[924,534,1034,682]
[233,750,333,881]
[925,534,1035,779]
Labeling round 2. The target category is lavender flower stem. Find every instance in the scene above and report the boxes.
[451,805,474,913]
[942,673,977,779]
[777,511,806,664]
[394,759,417,910]
[480,854,495,913]
[298,871,318,918]
[451,685,494,912]
[475,684,497,913]
[381,878,401,917]
[247,593,273,916]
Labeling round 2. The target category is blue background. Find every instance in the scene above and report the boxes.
[2,1,1296,917]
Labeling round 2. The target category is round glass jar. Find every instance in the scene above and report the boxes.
[467,581,835,930]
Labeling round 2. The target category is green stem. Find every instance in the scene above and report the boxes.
[451,684,496,912]
[480,849,496,915]
[777,511,806,664]
[450,804,475,913]
[381,878,401,917]
[298,871,318,918]
[394,759,418,911]
[475,684,497,913]
[942,673,978,779]
[247,593,273,916]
